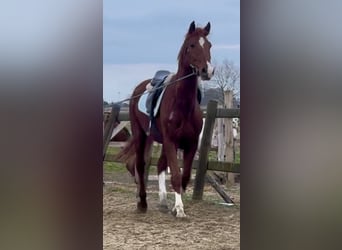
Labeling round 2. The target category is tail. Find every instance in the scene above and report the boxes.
[116,138,136,176]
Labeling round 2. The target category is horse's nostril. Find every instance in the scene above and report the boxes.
[202,68,207,73]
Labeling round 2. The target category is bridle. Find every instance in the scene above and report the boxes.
[190,64,199,76]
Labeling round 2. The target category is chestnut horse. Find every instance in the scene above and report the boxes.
[117,21,214,217]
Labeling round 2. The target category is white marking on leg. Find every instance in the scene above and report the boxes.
[158,171,167,205]
[173,192,186,217]
[207,61,214,78]
[199,37,205,48]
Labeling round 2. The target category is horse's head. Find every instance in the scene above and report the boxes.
[178,21,214,81]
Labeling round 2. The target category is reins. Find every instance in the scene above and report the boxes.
[114,70,197,105]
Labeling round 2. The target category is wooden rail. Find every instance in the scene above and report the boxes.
[103,101,240,201]
[104,154,240,173]
[103,107,240,121]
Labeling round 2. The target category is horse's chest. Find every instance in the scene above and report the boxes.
[181,126,200,140]
[166,111,202,137]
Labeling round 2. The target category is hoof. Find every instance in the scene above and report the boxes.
[137,201,147,213]
[158,204,169,213]
[176,211,187,218]
[172,206,187,218]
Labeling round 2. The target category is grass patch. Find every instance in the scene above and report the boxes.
[106,146,120,155]
[181,192,194,201]
[103,161,126,172]
[208,151,218,161]
[104,145,240,174]
[110,186,133,194]
[208,149,240,164]
[235,151,240,164]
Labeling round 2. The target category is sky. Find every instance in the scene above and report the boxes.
[103,0,240,102]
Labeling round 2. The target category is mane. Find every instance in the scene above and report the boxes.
[177,28,208,67]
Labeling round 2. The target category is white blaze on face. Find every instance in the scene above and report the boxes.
[207,61,214,78]
[199,37,205,48]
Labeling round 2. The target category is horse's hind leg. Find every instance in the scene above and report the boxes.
[143,136,153,186]
[135,133,148,212]
[157,146,168,211]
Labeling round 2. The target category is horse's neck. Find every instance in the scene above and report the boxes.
[174,68,199,115]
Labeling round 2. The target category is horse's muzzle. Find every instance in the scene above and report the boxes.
[200,72,211,80]
[200,64,215,80]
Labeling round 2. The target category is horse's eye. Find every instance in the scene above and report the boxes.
[190,44,195,48]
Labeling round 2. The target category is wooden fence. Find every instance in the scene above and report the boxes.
[103,100,240,202]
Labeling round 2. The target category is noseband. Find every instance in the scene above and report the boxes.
[190,64,199,76]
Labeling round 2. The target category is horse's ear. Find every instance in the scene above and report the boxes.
[204,22,211,36]
[188,21,196,34]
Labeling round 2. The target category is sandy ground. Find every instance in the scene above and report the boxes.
[103,172,240,250]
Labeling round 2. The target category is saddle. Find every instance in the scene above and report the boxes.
[145,70,202,141]
[145,70,171,118]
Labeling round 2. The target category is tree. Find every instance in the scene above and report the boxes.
[212,60,240,104]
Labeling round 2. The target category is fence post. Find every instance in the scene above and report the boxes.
[103,104,121,159]
[224,91,236,186]
[193,100,218,200]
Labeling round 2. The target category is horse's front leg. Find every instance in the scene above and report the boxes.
[173,191,186,218]
[163,139,186,218]
[157,147,168,211]
[182,143,198,191]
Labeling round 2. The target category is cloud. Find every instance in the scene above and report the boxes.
[103,0,240,100]
[103,0,240,64]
